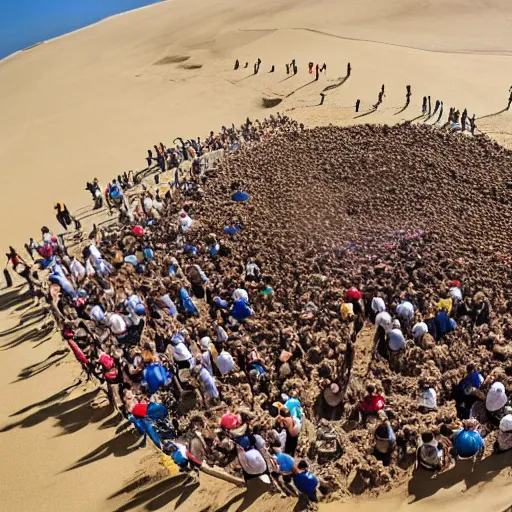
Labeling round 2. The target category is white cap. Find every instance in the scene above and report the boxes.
[371,297,386,313]
[200,336,211,349]
[500,414,512,432]
[412,322,428,339]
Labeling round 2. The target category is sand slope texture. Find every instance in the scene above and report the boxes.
[1,0,512,511]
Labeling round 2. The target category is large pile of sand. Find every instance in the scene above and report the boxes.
[2,0,512,511]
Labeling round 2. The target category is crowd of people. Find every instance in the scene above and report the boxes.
[3,65,512,505]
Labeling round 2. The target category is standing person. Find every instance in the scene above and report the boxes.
[286,63,290,75]
[433,99,440,116]
[234,59,240,70]
[315,64,320,81]
[461,109,468,131]
[507,91,512,110]
[448,107,455,123]
[293,461,319,502]
[146,150,153,169]
[320,63,327,73]
[422,96,427,114]
[355,99,361,112]
[270,65,275,73]
[428,96,432,115]
[254,63,258,75]
[257,58,261,72]
[276,406,301,456]
[469,114,476,135]
[347,62,351,76]
[319,93,325,106]
[381,84,385,95]
[406,85,411,96]
[5,246,33,290]
[436,101,444,123]
[308,62,314,74]
[54,202,72,231]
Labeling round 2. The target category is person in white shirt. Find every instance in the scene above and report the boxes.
[199,337,214,376]
[418,380,437,411]
[170,331,193,369]
[388,320,406,352]
[396,300,414,330]
[216,345,236,375]
[179,211,193,232]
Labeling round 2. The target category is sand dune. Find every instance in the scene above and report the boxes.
[1,0,512,251]
[2,0,512,510]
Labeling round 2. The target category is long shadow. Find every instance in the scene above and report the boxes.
[236,73,257,83]
[19,306,48,324]
[279,75,295,83]
[0,323,55,351]
[477,108,508,121]
[110,474,190,512]
[354,108,377,119]
[76,208,106,223]
[65,429,141,471]
[322,74,349,93]
[0,313,44,338]
[286,79,317,98]
[408,450,512,503]
[0,287,32,312]
[0,388,100,433]
[12,348,69,382]
[394,102,411,115]
[10,383,80,417]
[405,113,427,124]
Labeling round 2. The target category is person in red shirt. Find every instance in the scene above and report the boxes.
[359,385,385,423]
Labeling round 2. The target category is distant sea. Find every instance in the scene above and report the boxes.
[0,0,161,60]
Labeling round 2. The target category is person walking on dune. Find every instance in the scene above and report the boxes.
[355,99,361,112]
[315,64,320,81]
[234,59,240,70]
[507,91,512,110]
[347,62,351,77]
[55,201,72,231]
[433,100,440,116]
[428,96,432,116]
[422,96,427,115]
[286,64,290,75]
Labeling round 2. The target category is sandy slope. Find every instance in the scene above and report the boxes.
[2,0,512,510]
[1,0,512,250]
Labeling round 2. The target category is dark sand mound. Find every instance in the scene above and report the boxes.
[115,122,512,497]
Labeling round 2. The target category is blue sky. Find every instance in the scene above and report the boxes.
[0,0,159,60]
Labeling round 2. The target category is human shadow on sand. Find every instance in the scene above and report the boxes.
[0,388,103,434]
[12,348,69,382]
[322,74,349,93]
[408,450,512,503]
[0,286,32,312]
[65,429,141,472]
[109,474,199,512]
[477,108,508,121]
[0,322,55,351]
[286,79,317,98]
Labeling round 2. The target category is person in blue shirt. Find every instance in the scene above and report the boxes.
[453,419,485,459]
[293,460,319,502]
[434,308,456,341]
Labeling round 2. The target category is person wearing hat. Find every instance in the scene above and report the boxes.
[345,287,365,342]
[418,380,437,412]
[199,337,215,376]
[169,331,194,369]
[412,321,435,349]
[483,381,510,426]
[178,210,193,232]
[396,299,415,333]
[495,414,512,453]
[388,319,406,352]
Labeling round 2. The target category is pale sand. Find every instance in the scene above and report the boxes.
[1,0,512,510]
